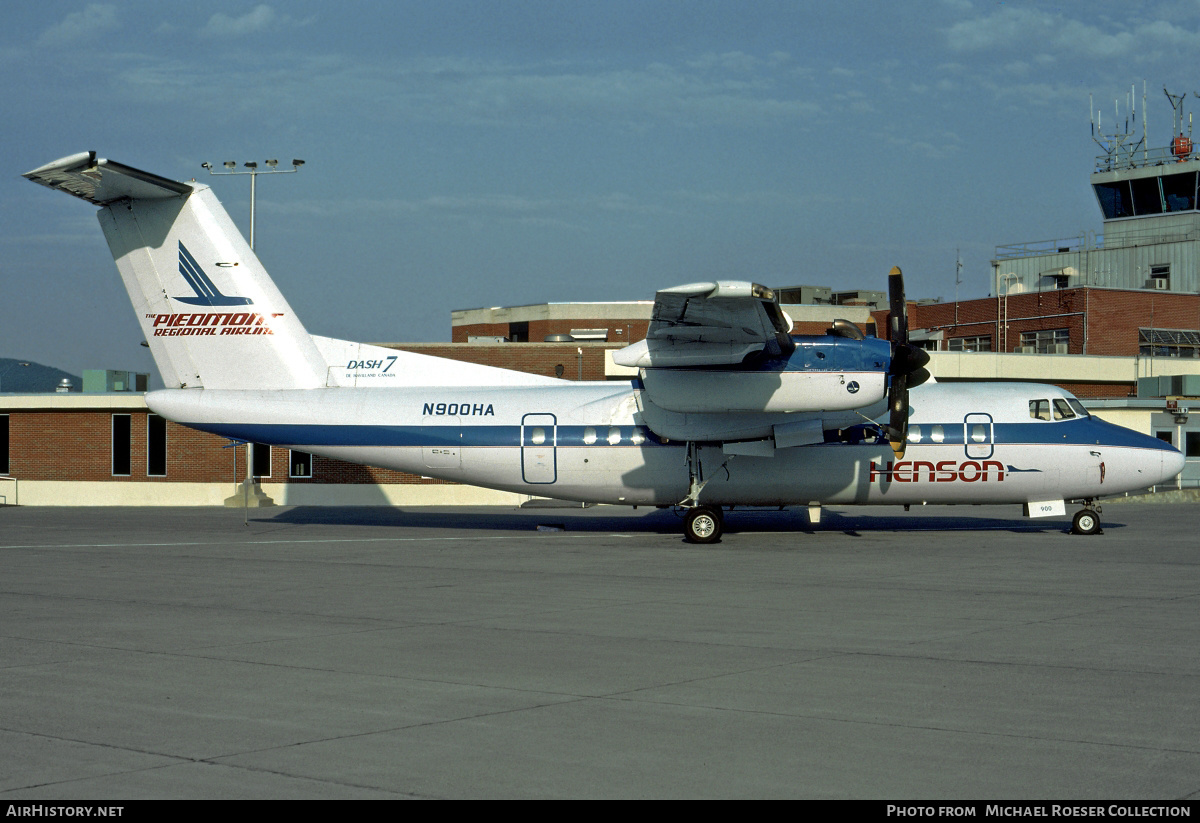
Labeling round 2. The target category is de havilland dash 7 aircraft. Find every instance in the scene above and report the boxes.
[24,152,1185,542]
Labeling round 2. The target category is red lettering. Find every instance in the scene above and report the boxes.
[911,461,935,482]
[935,461,957,482]
[981,460,1004,482]
[893,461,911,482]
[959,461,982,482]
[869,460,892,482]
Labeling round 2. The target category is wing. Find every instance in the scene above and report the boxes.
[613,281,794,368]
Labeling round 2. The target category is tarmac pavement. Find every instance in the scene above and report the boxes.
[1,503,1198,799]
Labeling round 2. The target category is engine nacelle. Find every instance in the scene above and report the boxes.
[639,367,886,413]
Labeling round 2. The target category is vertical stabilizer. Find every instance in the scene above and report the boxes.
[25,153,327,390]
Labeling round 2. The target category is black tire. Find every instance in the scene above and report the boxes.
[1072,509,1100,535]
[684,506,723,544]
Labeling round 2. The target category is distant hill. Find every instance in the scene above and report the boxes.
[0,359,81,393]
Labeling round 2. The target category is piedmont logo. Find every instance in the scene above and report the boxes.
[147,311,285,337]
[175,242,253,306]
[146,242,283,336]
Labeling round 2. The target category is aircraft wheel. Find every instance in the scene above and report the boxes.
[684,506,723,544]
[1071,509,1100,536]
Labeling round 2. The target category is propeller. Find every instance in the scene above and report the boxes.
[885,266,931,459]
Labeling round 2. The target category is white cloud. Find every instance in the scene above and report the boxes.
[945,6,1200,60]
[201,4,277,38]
[37,4,119,47]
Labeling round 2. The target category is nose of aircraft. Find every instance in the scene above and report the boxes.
[1160,447,1186,486]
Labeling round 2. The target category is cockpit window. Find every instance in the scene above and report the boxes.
[1067,399,1089,418]
[1029,399,1051,421]
[1053,399,1076,420]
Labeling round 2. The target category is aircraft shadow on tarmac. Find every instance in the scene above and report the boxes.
[262,505,1114,537]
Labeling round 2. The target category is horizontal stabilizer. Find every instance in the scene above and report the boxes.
[24,152,193,205]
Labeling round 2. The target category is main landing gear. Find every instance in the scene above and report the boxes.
[680,441,725,543]
[683,506,724,544]
[1071,502,1102,535]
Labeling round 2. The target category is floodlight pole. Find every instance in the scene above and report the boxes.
[201,159,306,512]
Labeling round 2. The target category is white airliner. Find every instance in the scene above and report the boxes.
[24,152,1185,542]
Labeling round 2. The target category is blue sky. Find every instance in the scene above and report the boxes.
[5,1,1200,380]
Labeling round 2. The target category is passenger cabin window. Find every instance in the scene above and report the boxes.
[1029,400,1051,421]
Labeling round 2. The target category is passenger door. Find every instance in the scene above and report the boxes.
[521,413,557,484]
[964,412,994,460]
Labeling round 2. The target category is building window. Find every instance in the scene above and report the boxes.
[947,336,992,352]
[251,442,271,478]
[290,450,312,478]
[1161,172,1197,212]
[1157,431,1174,445]
[1148,264,1170,290]
[1139,328,1200,358]
[147,414,167,477]
[0,415,8,475]
[1094,180,1134,219]
[1019,329,1069,354]
[1188,432,1200,459]
[112,414,131,476]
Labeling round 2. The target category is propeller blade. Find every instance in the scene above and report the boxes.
[884,265,921,460]
[888,266,907,345]
[887,373,908,459]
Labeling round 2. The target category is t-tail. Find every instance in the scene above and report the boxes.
[24,152,328,391]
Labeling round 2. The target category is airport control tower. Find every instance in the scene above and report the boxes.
[994,85,1200,297]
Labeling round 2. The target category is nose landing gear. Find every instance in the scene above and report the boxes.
[1071,503,1102,536]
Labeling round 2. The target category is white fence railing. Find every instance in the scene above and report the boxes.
[0,476,16,506]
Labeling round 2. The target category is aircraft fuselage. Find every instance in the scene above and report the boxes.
[147,379,1181,509]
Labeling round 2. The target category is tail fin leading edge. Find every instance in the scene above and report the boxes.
[25,152,327,390]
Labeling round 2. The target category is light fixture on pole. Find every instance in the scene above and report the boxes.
[200,158,305,250]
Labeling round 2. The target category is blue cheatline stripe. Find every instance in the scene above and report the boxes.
[907,418,1178,452]
[179,417,1176,453]
[187,423,671,448]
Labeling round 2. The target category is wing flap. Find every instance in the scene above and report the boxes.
[613,280,794,368]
